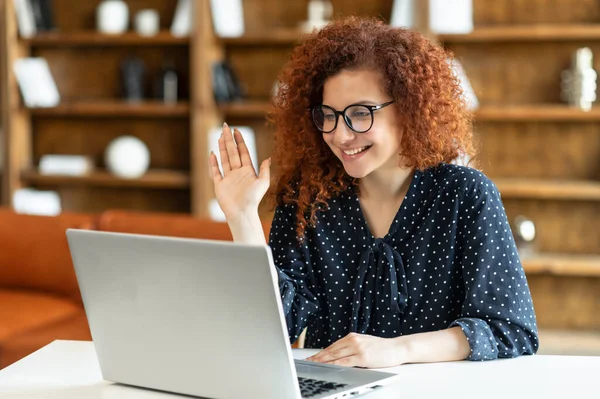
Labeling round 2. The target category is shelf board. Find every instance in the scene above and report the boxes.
[30,101,190,118]
[25,31,189,47]
[475,105,600,121]
[21,170,190,189]
[538,328,600,356]
[220,29,303,46]
[495,179,600,201]
[439,24,600,43]
[522,253,600,277]
[219,100,273,118]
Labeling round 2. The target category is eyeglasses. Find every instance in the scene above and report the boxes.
[311,101,395,134]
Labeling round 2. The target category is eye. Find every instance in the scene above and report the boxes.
[323,113,336,121]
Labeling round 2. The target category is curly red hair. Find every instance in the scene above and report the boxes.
[269,16,474,239]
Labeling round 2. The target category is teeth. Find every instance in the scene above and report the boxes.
[343,146,369,155]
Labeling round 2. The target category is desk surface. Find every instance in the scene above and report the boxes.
[0,341,599,398]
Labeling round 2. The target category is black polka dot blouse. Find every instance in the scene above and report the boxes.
[269,163,539,361]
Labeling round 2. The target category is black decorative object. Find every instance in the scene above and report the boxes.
[121,57,146,102]
[212,60,245,103]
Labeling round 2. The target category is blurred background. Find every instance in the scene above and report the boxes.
[0,0,599,367]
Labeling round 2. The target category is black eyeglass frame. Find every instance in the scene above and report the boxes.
[311,100,395,134]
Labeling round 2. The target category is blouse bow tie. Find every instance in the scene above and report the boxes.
[351,238,409,334]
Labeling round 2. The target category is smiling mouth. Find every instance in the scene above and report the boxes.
[342,145,372,156]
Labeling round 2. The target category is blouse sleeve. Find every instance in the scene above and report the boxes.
[269,204,320,344]
[449,172,539,361]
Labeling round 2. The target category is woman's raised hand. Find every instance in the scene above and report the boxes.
[209,123,271,222]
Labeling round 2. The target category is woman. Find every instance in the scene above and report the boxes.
[209,17,538,369]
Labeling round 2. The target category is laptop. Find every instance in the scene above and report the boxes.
[66,229,400,399]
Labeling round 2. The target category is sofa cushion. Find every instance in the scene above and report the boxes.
[0,289,91,368]
[98,210,271,241]
[0,209,96,302]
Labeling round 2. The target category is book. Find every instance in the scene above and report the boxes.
[13,58,61,108]
[390,0,414,28]
[209,0,244,38]
[171,0,192,37]
[13,0,37,38]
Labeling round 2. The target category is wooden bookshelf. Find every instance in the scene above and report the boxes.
[26,31,189,47]
[20,169,190,189]
[522,253,600,277]
[440,24,600,43]
[475,105,600,121]
[495,179,600,201]
[30,101,190,118]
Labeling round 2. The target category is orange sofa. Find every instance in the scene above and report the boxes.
[0,208,271,369]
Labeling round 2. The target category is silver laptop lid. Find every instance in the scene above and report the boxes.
[67,229,301,399]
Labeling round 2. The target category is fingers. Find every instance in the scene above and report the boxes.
[234,128,254,169]
[307,337,353,363]
[224,123,242,170]
[218,130,231,175]
[209,151,223,184]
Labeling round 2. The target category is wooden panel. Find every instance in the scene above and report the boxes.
[0,0,5,204]
[503,199,600,255]
[477,122,600,180]
[476,105,600,121]
[473,0,600,26]
[496,179,600,201]
[448,42,600,105]
[523,254,600,277]
[21,169,190,189]
[220,100,272,118]
[52,0,179,31]
[528,275,600,329]
[3,0,31,205]
[32,117,190,170]
[537,329,600,356]
[27,31,189,47]
[30,100,189,117]
[40,186,190,213]
[440,25,600,43]
[32,46,189,100]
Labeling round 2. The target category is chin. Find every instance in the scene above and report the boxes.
[343,166,372,179]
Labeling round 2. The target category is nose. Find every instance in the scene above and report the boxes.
[331,116,356,144]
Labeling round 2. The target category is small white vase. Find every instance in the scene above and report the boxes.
[105,136,150,179]
[97,0,129,34]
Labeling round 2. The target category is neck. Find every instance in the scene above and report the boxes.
[359,165,413,201]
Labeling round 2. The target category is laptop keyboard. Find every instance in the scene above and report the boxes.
[298,377,348,398]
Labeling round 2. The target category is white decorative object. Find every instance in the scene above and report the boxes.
[105,136,151,179]
[300,0,333,33]
[13,188,62,216]
[13,58,60,108]
[97,0,129,34]
[134,9,160,36]
[171,0,193,37]
[561,47,597,111]
[209,0,244,38]
[448,58,479,110]
[390,0,414,28]
[39,155,94,176]
[429,0,473,34]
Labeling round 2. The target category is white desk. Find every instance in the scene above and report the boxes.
[0,341,598,398]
